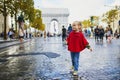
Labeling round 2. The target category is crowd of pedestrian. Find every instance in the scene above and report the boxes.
[83,29,91,37]
[94,25,119,43]
[94,26,105,43]
[61,23,120,44]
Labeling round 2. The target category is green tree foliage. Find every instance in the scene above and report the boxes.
[92,16,99,26]
[0,0,39,39]
[31,9,44,31]
[82,16,99,28]
[20,0,35,22]
[82,20,91,28]
[11,0,35,31]
[102,9,118,25]
[40,24,45,31]
[0,0,14,40]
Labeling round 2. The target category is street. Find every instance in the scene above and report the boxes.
[0,37,120,80]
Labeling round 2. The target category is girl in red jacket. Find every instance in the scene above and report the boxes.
[67,21,92,76]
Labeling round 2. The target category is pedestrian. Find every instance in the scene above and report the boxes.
[26,31,28,39]
[87,29,91,37]
[19,27,24,43]
[47,32,50,37]
[108,25,113,37]
[66,21,92,76]
[99,26,104,43]
[1,32,4,38]
[8,29,13,40]
[67,24,72,35]
[105,27,109,40]
[94,26,99,42]
[29,32,32,39]
[114,30,119,39]
[84,29,88,37]
[44,31,47,40]
[106,27,112,43]
[62,25,67,41]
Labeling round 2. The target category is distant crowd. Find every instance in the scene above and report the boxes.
[0,28,33,40]
[93,25,119,43]
[61,24,120,43]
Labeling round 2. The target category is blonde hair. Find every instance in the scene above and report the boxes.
[72,21,82,31]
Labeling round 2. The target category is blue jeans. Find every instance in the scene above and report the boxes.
[71,52,80,71]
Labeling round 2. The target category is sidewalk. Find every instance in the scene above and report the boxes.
[0,39,18,43]
[0,38,30,49]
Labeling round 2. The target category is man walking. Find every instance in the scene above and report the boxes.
[62,25,67,41]
[94,26,99,42]
[67,24,72,35]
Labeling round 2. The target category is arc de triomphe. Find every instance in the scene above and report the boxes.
[41,8,69,34]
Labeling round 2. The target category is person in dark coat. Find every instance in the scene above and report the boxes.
[67,24,72,35]
[99,26,104,42]
[62,26,67,41]
[94,26,99,42]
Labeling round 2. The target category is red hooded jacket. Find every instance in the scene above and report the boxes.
[67,31,89,52]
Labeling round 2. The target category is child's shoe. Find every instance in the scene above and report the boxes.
[73,71,78,76]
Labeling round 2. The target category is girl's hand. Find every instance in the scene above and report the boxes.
[89,48,93,52]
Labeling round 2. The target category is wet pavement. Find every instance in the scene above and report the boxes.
[0,39,30,49]
[0,37,120,80]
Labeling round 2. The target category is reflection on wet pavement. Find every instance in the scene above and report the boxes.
[0,37,120,80]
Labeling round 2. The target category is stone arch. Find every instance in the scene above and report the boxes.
[51,18,59,22]
[41,8,69,34]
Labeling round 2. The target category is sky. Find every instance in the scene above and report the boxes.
[34,0,120,23]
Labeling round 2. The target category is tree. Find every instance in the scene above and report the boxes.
[90,16,99,26]
[82,20,91,28]
[10,0,21,33]
[31,9,43,30]
[40,24,45,31]
[0,0,13,40]
[0,0,44,39]
[11,0,35,32]
[20,0,35,22]
[102,9,118,26]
